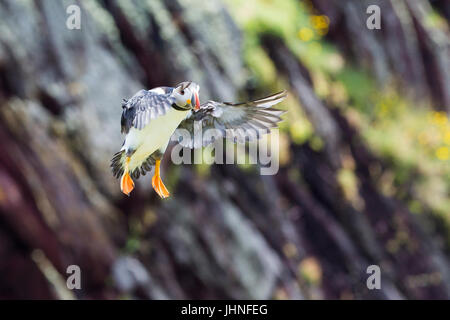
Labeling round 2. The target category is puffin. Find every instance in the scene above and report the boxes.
[111,81,286,198]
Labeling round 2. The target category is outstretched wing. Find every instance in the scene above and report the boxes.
[121,88,175,134]
[172,90,287,148]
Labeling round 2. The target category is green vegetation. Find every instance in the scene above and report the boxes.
[225,0,450,244]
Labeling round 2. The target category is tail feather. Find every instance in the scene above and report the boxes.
[111,151,126,179]
[110,151,156,180]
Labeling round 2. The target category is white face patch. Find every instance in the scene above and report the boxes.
[174,87,194,108]
[171,81,200,108]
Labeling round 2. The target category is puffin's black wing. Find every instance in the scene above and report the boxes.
[121,88,176,134]
[172,90,287,148]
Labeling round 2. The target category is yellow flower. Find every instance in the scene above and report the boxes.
[310,15,329,29]
[298,27,314,41]
[443,131,450,145]
[436,146,449,160]
[310,15,329,37]
[431,111,448,126]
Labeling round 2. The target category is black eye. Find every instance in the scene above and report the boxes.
[180,90,185,95]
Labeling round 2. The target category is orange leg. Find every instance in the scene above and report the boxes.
[120,157,135,196]
[151,160,170,199]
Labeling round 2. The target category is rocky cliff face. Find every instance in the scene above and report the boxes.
[0,0,448,299]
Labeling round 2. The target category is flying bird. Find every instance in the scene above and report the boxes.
[111,81,287,198]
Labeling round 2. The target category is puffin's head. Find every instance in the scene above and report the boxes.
[173,81,201,110]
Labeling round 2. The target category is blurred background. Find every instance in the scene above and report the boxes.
[0,0,449,299]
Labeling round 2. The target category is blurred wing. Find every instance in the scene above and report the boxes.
[173,90,287,148]
[121,89,175,134]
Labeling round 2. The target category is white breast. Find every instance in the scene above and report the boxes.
[122,108,189,171]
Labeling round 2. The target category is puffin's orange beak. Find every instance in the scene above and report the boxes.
[194,93,200,110]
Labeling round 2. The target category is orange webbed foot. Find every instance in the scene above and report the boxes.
[120,171,135,196]
[152,173,170,199]
[152,160,170,199]
[120,156,135,196]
